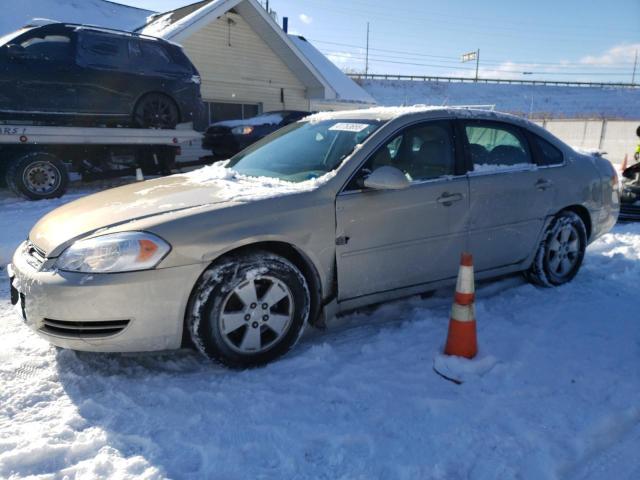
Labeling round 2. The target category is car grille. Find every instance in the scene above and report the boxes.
[205,126,231,135]
[23,241,46,270]
[40,319,130,338]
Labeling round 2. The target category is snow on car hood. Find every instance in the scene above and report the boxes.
[29,164,334,256]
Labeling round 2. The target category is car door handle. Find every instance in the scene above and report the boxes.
[536,179,553,191]
[437,192,463,206]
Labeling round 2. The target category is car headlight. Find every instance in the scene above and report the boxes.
[56,232,171,273]
[231,126,254,135]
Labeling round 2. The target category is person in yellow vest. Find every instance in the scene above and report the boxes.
[636,125,640,162]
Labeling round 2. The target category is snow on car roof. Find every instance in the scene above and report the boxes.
[304,104,505,123]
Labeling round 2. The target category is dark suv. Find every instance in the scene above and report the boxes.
[0,21,204,129]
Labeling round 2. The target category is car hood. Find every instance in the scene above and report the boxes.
[29,174,235,256]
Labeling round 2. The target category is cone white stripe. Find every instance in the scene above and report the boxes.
[455,265,475,294]
[450,303,475,323]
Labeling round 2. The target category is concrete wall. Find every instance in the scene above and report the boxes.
[535,119,638,166]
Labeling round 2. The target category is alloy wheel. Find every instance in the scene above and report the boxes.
[217,276,294,354]
[547,224,581,277]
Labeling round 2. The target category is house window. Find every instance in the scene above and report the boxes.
[203,101,262,125]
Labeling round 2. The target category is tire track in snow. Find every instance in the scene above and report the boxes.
[564,411,640,480]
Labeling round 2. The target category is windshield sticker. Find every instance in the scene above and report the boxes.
[329,123,369,133]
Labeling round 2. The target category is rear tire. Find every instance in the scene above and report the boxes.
[5,152,69,200]
[525,211,587,287]
[188,251,310,369]
[133,93,179,129]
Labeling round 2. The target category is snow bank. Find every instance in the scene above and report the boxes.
[1,189,640,479]
[362,79,640,120]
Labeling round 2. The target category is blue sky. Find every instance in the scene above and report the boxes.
[121,0,640,83]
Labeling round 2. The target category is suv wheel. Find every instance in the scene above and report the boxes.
[188,251,310,368]
[133,93,179,129]
[525,211,587,287]
[5,152,69,200]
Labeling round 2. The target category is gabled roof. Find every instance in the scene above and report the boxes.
[139,0,335,101]
[288,35,376,105]
[139,0,376,106]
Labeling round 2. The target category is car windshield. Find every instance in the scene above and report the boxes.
[0,27,31,47]
[226,119,381,183]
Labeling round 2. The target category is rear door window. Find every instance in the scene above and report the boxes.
[77,31,128,68]
[464,122,533,173]
[532,135,564,166]
[139,41,179,72]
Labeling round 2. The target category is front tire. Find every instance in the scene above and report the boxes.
[5,152,69,200]
[525,211,587,287]
[188,251,310,368]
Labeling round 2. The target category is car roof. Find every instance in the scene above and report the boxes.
[304,105,539,128]
[24,21,176,45]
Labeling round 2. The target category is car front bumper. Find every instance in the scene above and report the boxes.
[619,200,640,221]
[8,242,205,353]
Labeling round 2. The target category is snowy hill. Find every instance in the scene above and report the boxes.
[0,0,153,36]
[361,79,640,120]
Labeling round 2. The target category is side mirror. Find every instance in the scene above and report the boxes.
[363,166,410,190]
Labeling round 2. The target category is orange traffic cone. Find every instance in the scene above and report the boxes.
[621,154,628,172]
[443,253,478,359]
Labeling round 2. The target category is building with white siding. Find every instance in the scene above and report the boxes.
[139,0,376,125]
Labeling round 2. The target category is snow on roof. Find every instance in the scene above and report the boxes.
[139,0,337,101]
[139,0,236,40]
[288,35,376,106]
[0,0,153,36]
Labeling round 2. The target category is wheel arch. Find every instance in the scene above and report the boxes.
[132,91,182,124]
[181,240,325,348]
[558,204,592,240]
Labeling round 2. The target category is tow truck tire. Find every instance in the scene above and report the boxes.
[5,152,69,200]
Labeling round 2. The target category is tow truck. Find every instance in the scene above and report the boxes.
[0,123,203,200]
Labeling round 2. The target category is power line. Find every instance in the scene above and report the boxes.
[322,50,635,77]
[311,38,636,69]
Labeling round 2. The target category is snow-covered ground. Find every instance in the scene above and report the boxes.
[362,79,640,120]
[0,0,152,36]
[1,188,639,479]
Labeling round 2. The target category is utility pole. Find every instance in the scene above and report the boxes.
[633,49,638,85]
[365,22,370,77]
[475,48,480,82]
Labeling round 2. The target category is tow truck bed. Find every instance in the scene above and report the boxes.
[0,123,203,200]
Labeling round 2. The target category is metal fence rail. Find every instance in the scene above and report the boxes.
[349,73,639,89]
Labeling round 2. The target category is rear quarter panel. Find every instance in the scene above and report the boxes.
[554,148,618,242]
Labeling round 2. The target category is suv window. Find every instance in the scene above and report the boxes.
[19,33,72,62]
[464,122,532,172]
[365,121,456,183]
[140,41,174,69]
[77,31,128,68]
[533,135,564,166]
